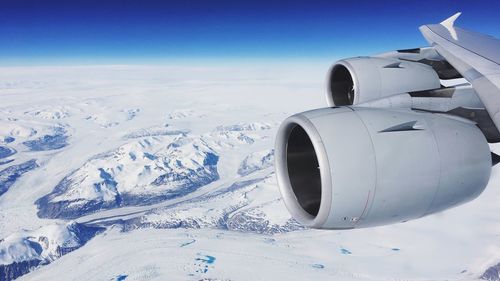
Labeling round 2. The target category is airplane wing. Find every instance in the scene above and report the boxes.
[420,12,500,130]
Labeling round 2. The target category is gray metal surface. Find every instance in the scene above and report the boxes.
[327,57,440,106]
[275,107,491,229]
[420,14,500,131]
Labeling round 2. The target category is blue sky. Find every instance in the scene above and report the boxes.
[1,0,500,65]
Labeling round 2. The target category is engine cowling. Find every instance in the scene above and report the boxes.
[275,107,491,229]
[327,57,441,106]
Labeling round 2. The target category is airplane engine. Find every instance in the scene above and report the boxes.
[275,107,491,229]
[327,57,441,106]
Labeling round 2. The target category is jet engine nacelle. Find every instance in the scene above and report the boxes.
[275,107,491,229]
[327,57,441,106]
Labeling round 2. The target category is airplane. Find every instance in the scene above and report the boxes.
[275,13,500,229]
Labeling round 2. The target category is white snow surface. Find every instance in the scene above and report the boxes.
[0,63,499,281]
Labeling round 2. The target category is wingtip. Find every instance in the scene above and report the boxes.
[440,12,462,28]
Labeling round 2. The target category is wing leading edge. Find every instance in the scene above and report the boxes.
[420,13,500,130]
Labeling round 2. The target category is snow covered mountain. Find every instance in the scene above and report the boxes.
[0,160,38,197]
[0,222,103,281]
[237,149,274,176]
[36,135,220,219]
